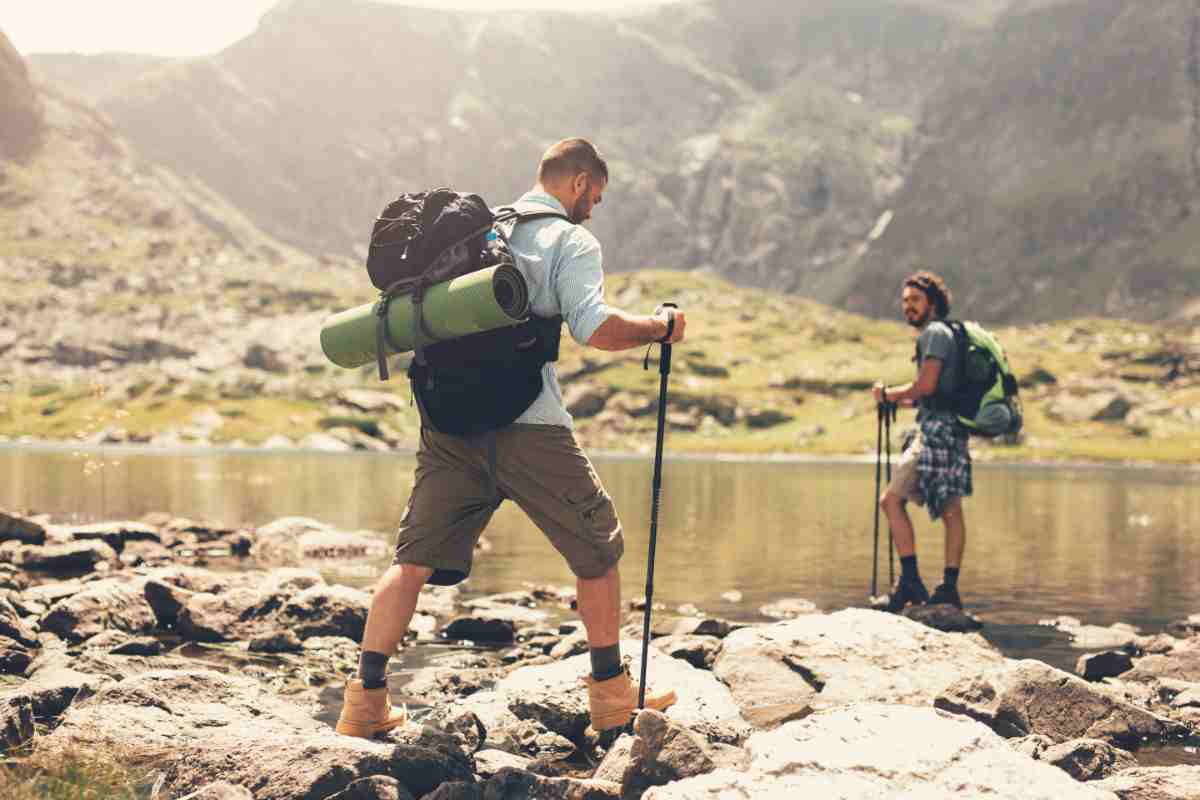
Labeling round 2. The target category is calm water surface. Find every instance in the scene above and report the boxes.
[3,443,1199,673]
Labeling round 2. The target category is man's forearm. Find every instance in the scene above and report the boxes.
[586,310,669,352]
[883,382,926,404]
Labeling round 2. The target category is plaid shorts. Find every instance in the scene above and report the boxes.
[890,415,972,520]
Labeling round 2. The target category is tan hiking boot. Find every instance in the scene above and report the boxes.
[334,679,407,739]
[586,667,677,731]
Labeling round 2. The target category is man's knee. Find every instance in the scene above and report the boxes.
[880,492,906,514]
[377,563,433,595]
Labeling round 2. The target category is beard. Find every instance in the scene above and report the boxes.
[905,308,931,329]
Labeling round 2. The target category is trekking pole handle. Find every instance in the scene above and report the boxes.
[657,303,679,344]
[876,387,898,422]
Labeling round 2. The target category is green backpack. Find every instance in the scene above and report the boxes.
[940,320,1023,438]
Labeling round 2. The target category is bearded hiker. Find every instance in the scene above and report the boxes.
[336,138,686,739]
[871,271,972,612]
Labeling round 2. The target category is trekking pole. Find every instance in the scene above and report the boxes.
[871,403,883,598]
[884,402,897,585]
[639,303,677,710]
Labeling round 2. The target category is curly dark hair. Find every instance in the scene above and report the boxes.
[903,271,952,319]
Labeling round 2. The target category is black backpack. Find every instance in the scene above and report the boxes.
[366,188,570,437]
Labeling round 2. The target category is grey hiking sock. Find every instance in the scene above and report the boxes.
[944,567,960,589]
[590,644,623,682]
[900,555,920,581]
[358,650,389,690]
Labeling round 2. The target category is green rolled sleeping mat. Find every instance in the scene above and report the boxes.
[320,264,530,369]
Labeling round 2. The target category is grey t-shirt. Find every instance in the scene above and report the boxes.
[916,321,959,421]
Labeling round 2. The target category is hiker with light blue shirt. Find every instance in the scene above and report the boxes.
[337,138,686,740]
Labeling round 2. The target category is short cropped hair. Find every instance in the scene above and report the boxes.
[537,138,609,185]
[904,271,952,319]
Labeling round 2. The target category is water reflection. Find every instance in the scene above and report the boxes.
[2,444,1199,670]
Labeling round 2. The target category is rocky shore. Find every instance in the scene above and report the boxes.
[1,508,1200,799]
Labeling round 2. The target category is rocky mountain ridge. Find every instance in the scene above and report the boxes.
[29,0,1200,323]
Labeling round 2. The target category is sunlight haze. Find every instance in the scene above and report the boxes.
[2,0,687,57]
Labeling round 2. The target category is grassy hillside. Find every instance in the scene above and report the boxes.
[3,269,1197,465]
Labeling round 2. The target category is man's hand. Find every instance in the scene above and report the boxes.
[872,382,887,404]
[654,306,686,344]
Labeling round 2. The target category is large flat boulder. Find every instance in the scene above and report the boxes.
[714,609,1005,728]
[642,704,1116,799]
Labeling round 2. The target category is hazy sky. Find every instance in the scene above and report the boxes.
[2,0,685,57]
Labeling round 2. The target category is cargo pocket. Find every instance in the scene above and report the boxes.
[566,487,615,533]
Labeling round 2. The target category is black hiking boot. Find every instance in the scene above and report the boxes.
[928,583,963,610]
[886,576,929,613]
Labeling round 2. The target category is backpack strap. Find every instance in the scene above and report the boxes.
[922,319,967,413]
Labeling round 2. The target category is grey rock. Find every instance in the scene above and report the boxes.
[0,695,33,753]
[652,635,722,670]
[280,584,369,640]
[593,733,636,784]
[667,617,742,639]
[483,767,620,800]
[250,630,303,653]
[485,639,751,747]
[325,775,415,800]
[758,598,819,620]
[39,577,158,644]
[0,635,33,675]
[715,609,1004,729]
[423,782,483,800]
[0,595,39,647]
[176,586,288,642]
[474,749,533,778]
[935,659,1189,748]
[618,709,719,797]
[1009,733,1056,759]
[1042,738,1138,782]
[67,520,161,552]
[902,604,984,633]
[444,617,516,645]
[1078,651,1135,681]
[186,783,255,800]
[1092,766,1200,799]
[642,704,1117,799]
[0,540,118,572]
[39,669,471,799]
[0,509,46,545]
[109,637,163,656]
[1124,640,1200,684]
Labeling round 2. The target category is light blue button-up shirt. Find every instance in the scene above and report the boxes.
[505,190,611,428]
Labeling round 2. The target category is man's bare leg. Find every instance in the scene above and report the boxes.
[941,498,966,568]
[933,497,966,607]
[577,564,623,680]
[358,563,433,685]
[880,492,928,609]
[880,492,917,558]
[336,563,432,738]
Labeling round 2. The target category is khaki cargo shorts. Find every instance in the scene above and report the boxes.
[392,424,624,586]
[887,430,926,507]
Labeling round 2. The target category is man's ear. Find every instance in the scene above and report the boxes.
[572,172,589,197]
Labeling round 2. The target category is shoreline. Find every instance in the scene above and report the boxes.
[3,437,1198,475]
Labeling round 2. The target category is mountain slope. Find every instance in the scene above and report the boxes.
[829,0,1200,322]
[0,30,43,161]
[26,0,1200,323]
